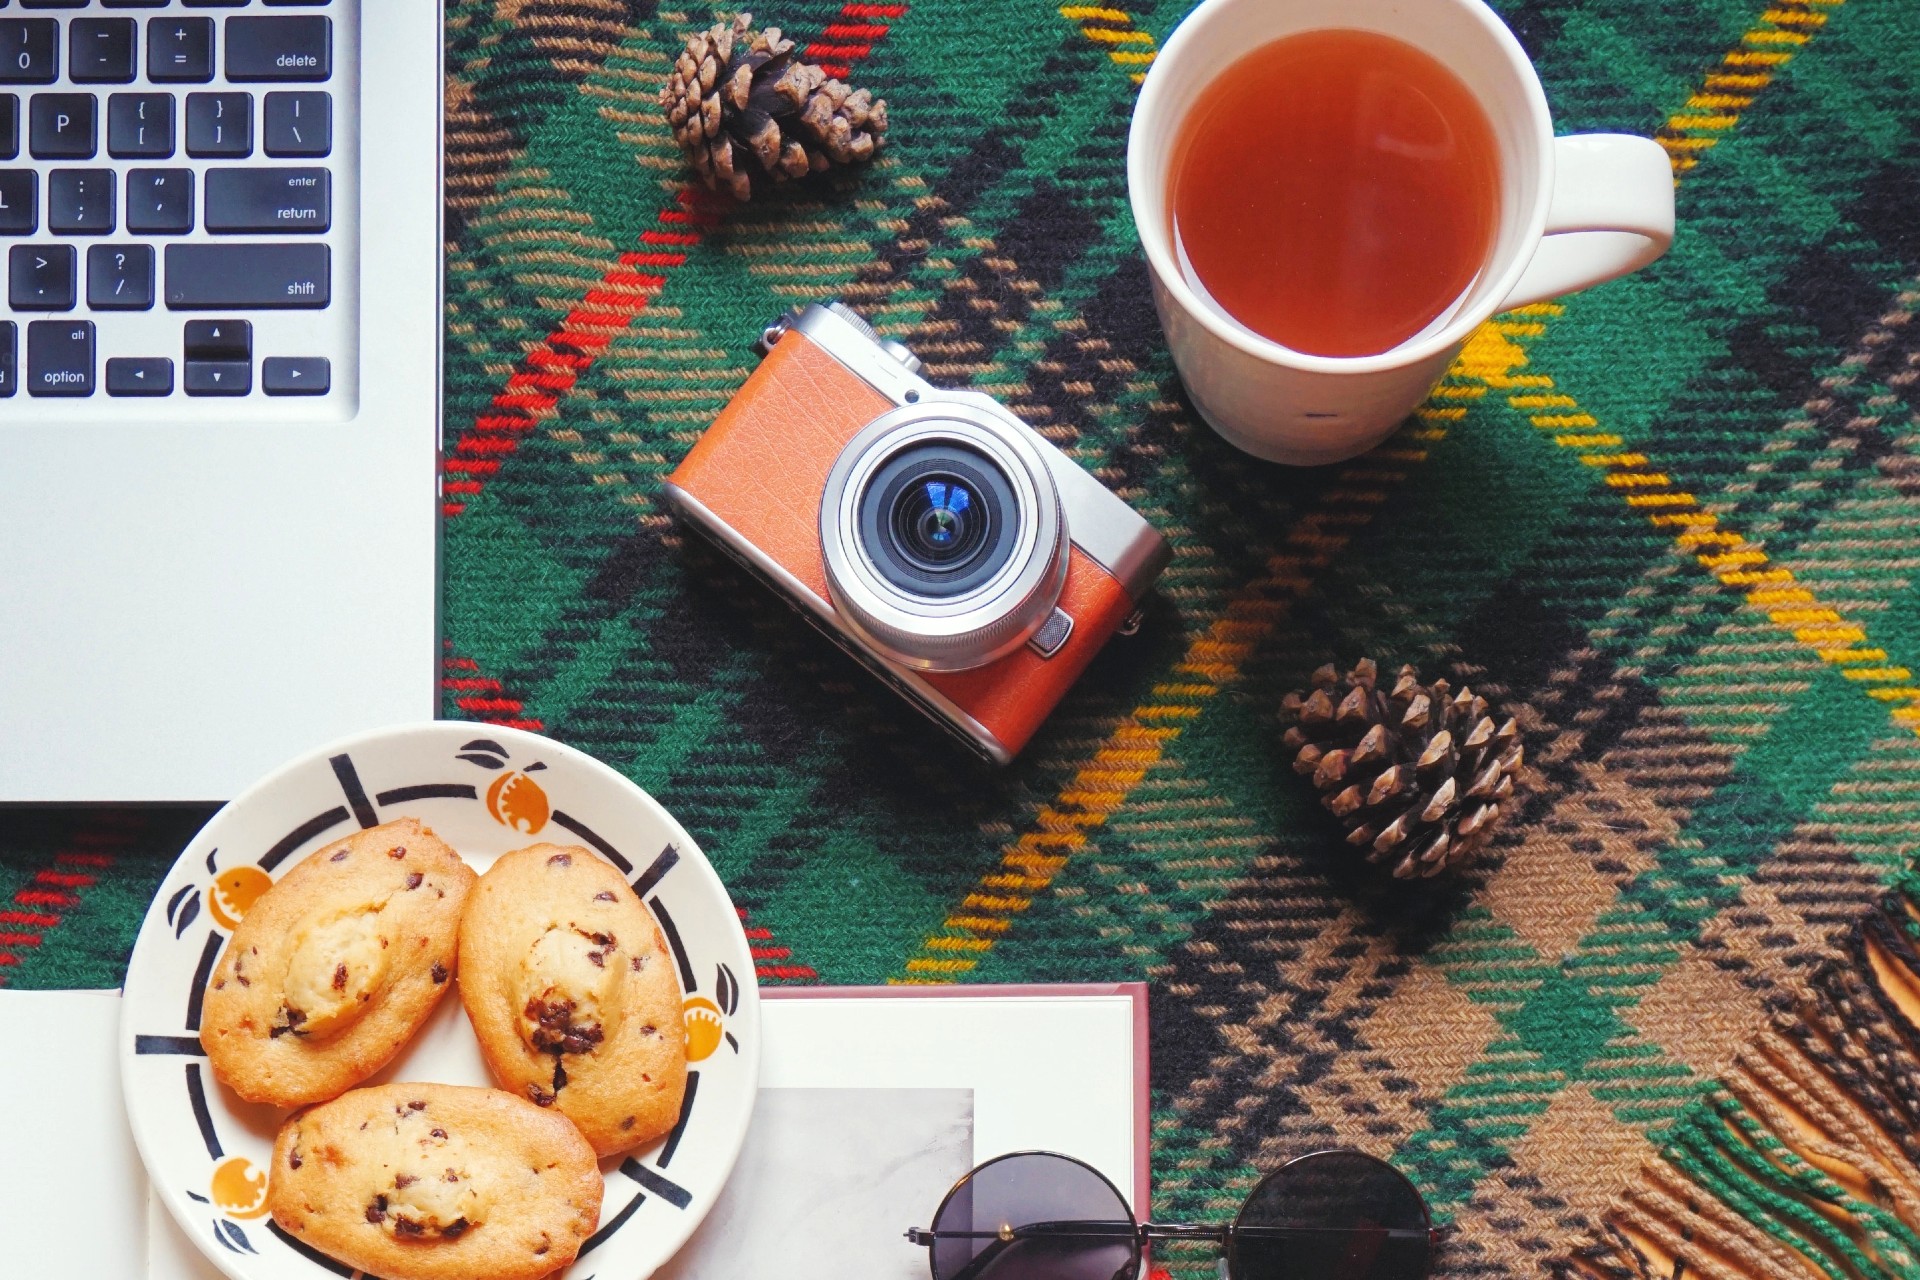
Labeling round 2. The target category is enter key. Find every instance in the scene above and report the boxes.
[204,167,330,234]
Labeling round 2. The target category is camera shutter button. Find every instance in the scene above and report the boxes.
[880,338,923,375]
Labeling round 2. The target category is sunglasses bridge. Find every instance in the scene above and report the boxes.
[906,1223,1448,1245]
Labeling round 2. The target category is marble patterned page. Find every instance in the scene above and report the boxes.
[652,1087,974,1280]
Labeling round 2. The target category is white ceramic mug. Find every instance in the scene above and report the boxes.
[1127,0,1676,465]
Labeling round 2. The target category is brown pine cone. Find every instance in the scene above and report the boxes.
[659,13,889,202]
[1281,659,1522,878]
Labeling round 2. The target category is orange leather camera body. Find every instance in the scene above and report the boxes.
[662,302,1170,764]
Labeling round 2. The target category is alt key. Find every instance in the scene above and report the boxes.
[27,319,94,397]
[262,355,327,395]
[107,356,172,397]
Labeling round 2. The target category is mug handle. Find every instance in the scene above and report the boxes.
[1498,134,1676,311]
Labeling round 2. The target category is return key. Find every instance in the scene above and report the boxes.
[205,168,330,235]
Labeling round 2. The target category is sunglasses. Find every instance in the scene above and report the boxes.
[906,1149,1443,1280]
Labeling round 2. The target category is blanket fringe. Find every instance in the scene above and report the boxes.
[1560,887,1920,1280]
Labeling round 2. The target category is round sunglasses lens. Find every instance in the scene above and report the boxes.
[1227,1151,1431,1280]
[929,1152,1139,1280]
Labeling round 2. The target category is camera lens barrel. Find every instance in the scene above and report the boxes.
[821,400,1068,672]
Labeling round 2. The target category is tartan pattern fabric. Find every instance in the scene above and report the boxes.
[6,0,1920,1274]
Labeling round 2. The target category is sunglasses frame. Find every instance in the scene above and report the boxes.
[907,1148,1445,1280]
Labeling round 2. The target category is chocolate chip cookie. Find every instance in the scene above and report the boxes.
[200,818,477,1107]
[268,1082,601,1280]
[458,844,689,1156]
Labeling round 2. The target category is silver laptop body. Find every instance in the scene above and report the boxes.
[0,1,441,801]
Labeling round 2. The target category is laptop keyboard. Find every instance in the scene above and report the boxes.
[0,0,355,413]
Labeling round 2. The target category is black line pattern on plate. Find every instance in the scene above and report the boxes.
[630,843,679,900]
[330,753,378,828]
[373,782,479,805]
[258,807,351,871]
[578,1190,647,1259]
[620,1160,693,1210]
[137,1035,206,1056]
[186,1063,222,1159]
[204,847,219,874]
[267,1221,356,1276]
[649,897,696,993]
[658,1070,699,1168]
[215,1219,258,1254]
[551,810,634,874]
[185,931,222,1031]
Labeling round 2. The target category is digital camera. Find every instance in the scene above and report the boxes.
[662,302,1171,764]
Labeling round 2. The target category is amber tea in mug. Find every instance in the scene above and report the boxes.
[1168,28,1503,359]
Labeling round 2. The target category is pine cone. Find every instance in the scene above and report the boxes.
[1281,659,1522,879]
[659,13,889,202]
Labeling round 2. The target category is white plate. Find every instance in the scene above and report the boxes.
[119,722,760,1280]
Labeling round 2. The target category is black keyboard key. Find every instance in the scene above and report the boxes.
[0,169,33,234]
[70,18,136,84]
[0,321,14,398]
[225,16,328,81]
[108,92,172,158]
[185,90,248,157]
[185,359,248,395]
[86,242,151,309]
[26,318,92,396]
[126,167,192,233]
[0,20,57,85]
[263,355,326,395]
[0,94,15,159]
[186,0,251,6]
[20,2,91,7]
[165,242,327,309]
[184,317,248,361]
[49,168,113,234]
[262,89,327,157]
[30,93,95,158]
[206,166,327,234]
[107,356,171,396]
[102,2,171,9]
[148,17,212,83]
[9,242,73,309]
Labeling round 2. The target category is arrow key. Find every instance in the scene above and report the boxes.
[185,359,250,396]
[184,317,250,362]
[107,356,172,397]
[262,355,326,396]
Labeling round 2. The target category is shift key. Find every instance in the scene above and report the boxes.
[206,168,330,234]
[165,243,329,309]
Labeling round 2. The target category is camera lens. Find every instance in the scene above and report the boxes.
[819,403,1068,673]
[897,476,982,565]
[859,442,1020,599]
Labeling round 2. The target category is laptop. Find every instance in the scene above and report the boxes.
[0,1,441,802]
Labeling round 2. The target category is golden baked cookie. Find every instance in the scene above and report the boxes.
[200,818,477,1108]
[268,1082,602,1280]
[458,844,689,1156]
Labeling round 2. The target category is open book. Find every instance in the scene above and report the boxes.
[0,983,1148,1278]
